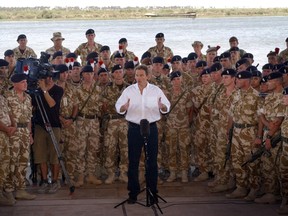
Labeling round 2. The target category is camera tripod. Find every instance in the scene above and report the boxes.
[34,91,75,195]
[114,119,166,215]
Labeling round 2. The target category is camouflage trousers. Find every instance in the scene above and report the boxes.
[0,132,10,189]
[209,117,219,172]
[194,117,212,173]
[157,120,168,170]
[260,130,281,194]
[280,139,288,198]
[166,127,191,172]
[61,122,78,180]
[75,118,101,176]
[5,128,30,192]
[231,127,261,190]
[103,118,128,173]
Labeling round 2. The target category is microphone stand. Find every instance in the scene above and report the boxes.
[114,119,166,215]
[34,91,75,195]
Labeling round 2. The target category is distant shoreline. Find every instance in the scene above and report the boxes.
[0,7,288,21]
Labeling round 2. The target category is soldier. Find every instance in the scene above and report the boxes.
[74,65,102,187]
[279,66,288,88]
[147,32,173,63]
[181,57,189,72]
[113,51,126,69]
[278,87,288,214]
[111,38,136,62]
[5,73,36,201]
[226,71,263,199]
[99,45,113,72]
[192,41,206,61]
[219,52,233,69]
[186,52,201,88]
[279,37,288,62]
[0,73,15,206]
[165,71,193,183]
[250,69,262,92]
[230,47,241,69]
[242,53,254,66]
[55,64,78,183]
[255,72,285,204]
[227,36,246,58]
[13,34,37,60]
[206,46,221,67]
[267,48,280,66]
[69,61,82,87]
[124,61,136,84]
[101,64,130,184]
[97,66,111,90]
[51,51,64,66]
[74,29,103,66]
[4,50,16,79]
[0,59,11,94]
[262,63,274,76]
[46,32,71,62]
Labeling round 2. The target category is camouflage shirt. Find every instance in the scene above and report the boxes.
[111,50,136,62]
[0,95,11,127]
[74,42,103,66]
[13,46,37,60]
[46,46,71,62]
[260,92,285,122]
[279,48,288,62]
[147,46,173,63]
[149,74,171,96]
[6,90,32,124]
[281,108,288,138]
[207,83,225,120]
[58,83,77,118]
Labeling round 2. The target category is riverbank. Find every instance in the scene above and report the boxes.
[0,7,288,20]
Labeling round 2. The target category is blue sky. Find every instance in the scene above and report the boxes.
[2,0,288,8]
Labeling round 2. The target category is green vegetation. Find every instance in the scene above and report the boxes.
[0,6,287,20]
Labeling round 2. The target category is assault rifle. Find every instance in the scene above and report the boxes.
[224,124,234,168]
[241,133,282,167]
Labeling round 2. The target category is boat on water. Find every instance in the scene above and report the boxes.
[144,11,196,18]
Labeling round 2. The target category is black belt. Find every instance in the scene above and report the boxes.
[17,123,28,128]
[282,136,288,143]
[234,123,257,129]
[128,121,156,128]
[110,114,125,120]
[78,113,98,119]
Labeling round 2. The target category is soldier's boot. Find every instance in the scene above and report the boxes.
[4,191,16,205]
[254,193,276,204]
[244,188,258,202]
[86,174,102,185]
[280,198,287,208]
[105,170,115,184]
[0,191,14,206]
[15,190,36,200]
[227,177,236,190]
[181,170,188,183]
[166,171,177,182]
[193,172,209,182]
[209,184,229,193]
[119,172,128,183]
[226,187,247,199]
[75,175,84,188]
[139,170,145,184]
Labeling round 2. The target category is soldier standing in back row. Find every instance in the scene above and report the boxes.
[13,34,37,60]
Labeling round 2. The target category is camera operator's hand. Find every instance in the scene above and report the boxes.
[38,79,47,92]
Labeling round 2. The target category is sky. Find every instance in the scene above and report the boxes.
[2,0,288,8]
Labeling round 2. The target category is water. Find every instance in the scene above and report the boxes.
[0,16,287,68]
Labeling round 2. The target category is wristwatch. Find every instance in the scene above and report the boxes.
[266,134,272,139]
[43,90,47,94]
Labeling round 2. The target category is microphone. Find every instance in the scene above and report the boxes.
[140,119,150,138]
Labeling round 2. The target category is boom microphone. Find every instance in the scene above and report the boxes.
[140,119,150,138]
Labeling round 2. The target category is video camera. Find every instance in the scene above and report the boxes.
[16,52,55,91]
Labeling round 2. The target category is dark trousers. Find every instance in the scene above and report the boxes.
[127,122,158,198]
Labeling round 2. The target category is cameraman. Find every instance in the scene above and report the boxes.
[32,71,64,194]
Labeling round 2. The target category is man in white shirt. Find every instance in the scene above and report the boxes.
[116,65,170,204]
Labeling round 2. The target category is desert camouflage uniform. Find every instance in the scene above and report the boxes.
[279,49,288,62]
[46,46,71,62]
[260,92,285,194]
[111,50,136,62]
[229,87,262,190]
[147,46,173,63]
[75,82,102,178]
[166,88,192,173]
[74,42,103,66]
[192,84,213,174]
[280,107,288,198]
[101,82,130,177]
[0,95,11,191]
[5,90,32,192]
[181,72,195,91]
[12,46,37,60]
[58,83,77,180]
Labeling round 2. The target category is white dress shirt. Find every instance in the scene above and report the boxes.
[115,83,170,124]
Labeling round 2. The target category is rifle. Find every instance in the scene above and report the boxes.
[224,124,234,168]
[241,133,282,167]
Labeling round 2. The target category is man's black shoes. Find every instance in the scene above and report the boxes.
[127,196,137,204]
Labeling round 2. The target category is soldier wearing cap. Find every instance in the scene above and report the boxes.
[46,32,71,63]
[229,47,241,69]
[191,68,213,182]
[69,61,82,87]
[124,61,136,84]
[279,66,288,88]
[0,73,15,206]
[226,71,263,200]
[73,65,103,187]
[187,52,201,88]
[249,68,262,92]
[4,50,16,79]
[97,67,110,90]
[255,72,285,204]
[101,64,130,184]
[147,32,173,63]
[279,37,288,62]
[227,36,246,58]
[260,75,270,98]
[192,41,206,61]
[206,46,220,67]
[209,69,237,193]
[278,86,288,214]
[74,29,103,66]
[165,71,193,183]
[13,34,37,60]
[242,53,254,65]
[113,51,126,69]
[181,57,189,72]
[219,52,232,69]
[51,51,64,66]
[235,58,250,72]
[55,64,78,183]
[0,59,11,94]
[262,63,273,76]
[5,73,36,201]
[99,45,113,72]
[111,38,136,62]
[267,48,280,65]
